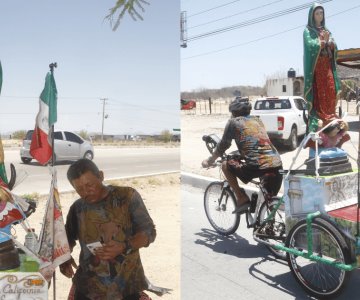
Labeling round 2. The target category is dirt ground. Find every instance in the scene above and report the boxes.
[181,99,359,193]
[4,98,359,299]
[14,173,180,300]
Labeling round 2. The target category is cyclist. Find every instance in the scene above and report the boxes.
[202,98,283,214]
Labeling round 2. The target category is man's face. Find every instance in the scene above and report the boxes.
[71,170,105,204]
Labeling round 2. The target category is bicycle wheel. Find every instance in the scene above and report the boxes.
[204,181,240,236]
[256,198,286,260]
[286,217,352,298]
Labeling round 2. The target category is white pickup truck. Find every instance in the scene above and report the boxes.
[251,96,307,150]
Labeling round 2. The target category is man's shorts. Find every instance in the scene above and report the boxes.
[227,159,283,196]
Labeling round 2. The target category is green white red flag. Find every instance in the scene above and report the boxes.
[30,72,57,165]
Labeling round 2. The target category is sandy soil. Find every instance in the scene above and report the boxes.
[14,173,180,300]
[181,99,359,193]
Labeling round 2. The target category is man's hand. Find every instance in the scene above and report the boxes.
[201,159,210,168]
[94,240,125,260]
[59,257,77,278]
[202,156,215,168]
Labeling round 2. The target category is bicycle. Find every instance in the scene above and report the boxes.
[278,118,358,298]
[202,134,287,259]
[284,212,354,298]
[202,132,358,298]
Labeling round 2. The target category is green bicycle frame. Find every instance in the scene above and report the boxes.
[261,199,357,272]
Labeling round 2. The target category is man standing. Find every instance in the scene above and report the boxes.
[60,159,156,300]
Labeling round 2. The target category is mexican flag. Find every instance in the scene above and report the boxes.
[30,72,57,165]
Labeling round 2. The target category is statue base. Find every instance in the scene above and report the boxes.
[305,147,352,176]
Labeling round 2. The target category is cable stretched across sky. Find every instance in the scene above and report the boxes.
[189,0,286,29]
[183,3,360,60]
[186,0,332,42]
[188,0,243,18]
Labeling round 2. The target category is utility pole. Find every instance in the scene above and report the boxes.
[100,98,108,142]
[180,11,187,48]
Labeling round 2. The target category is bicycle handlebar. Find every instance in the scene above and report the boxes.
[202,134,221,155]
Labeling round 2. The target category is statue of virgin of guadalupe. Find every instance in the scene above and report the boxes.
[303,3,341,132]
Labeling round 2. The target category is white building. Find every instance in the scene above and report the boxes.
[266,68,304,97]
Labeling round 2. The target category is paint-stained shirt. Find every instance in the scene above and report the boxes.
[65,185,156,299]
[215,115,282,169]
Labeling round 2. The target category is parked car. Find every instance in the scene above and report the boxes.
[20,130,94,164]
[251,96,307,150]
[181,99,196,110]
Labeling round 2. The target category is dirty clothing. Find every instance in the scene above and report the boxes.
[214,115,282,170]
[215,115,283,195]
[65,186,156,299]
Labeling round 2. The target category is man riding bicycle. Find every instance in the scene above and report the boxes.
[202,98,283,214]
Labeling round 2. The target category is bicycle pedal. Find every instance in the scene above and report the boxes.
[250,193,258,213]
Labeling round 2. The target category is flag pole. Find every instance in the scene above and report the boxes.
[49,61,57,300]
[49,62,57,167]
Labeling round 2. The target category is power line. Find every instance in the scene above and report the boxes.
[187,0,331,42]
[182,3,360,60]
[107,98,179,115]
[187,0,330,41]
[189,0,286,29]
[0,99,178,115]
[0,95,101,100]
[184,25,303,60]
[0,112,100,115]
[188,0,243,18]
[99,113,178,126]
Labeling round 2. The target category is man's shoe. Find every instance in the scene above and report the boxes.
[232,202,250,214]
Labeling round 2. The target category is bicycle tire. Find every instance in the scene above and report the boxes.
[286,217,352,298]
[256,198,286,260]
[204,181,240,236]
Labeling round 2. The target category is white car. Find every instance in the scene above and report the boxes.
[20,130,94,164]
[251,96,308,150]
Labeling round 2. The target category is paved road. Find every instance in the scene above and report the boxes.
[182,185,360,300]
[4,146,180,194]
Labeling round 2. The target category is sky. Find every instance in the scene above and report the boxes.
[181,0,360,91]
[0,0,180,135]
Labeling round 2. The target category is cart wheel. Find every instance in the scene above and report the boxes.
[204,182,240,236]
[286,216,352,298]
[256,198,286,260]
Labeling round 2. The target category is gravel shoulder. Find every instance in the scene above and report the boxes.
[181,103,359,194]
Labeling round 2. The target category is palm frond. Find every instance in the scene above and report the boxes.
[105,0,150,31]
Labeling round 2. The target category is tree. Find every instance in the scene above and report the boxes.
[106,0,150,31]
[11,130,27,140]
[159,130,171,143]
[233,90,241,97]
[78,130,89,140]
